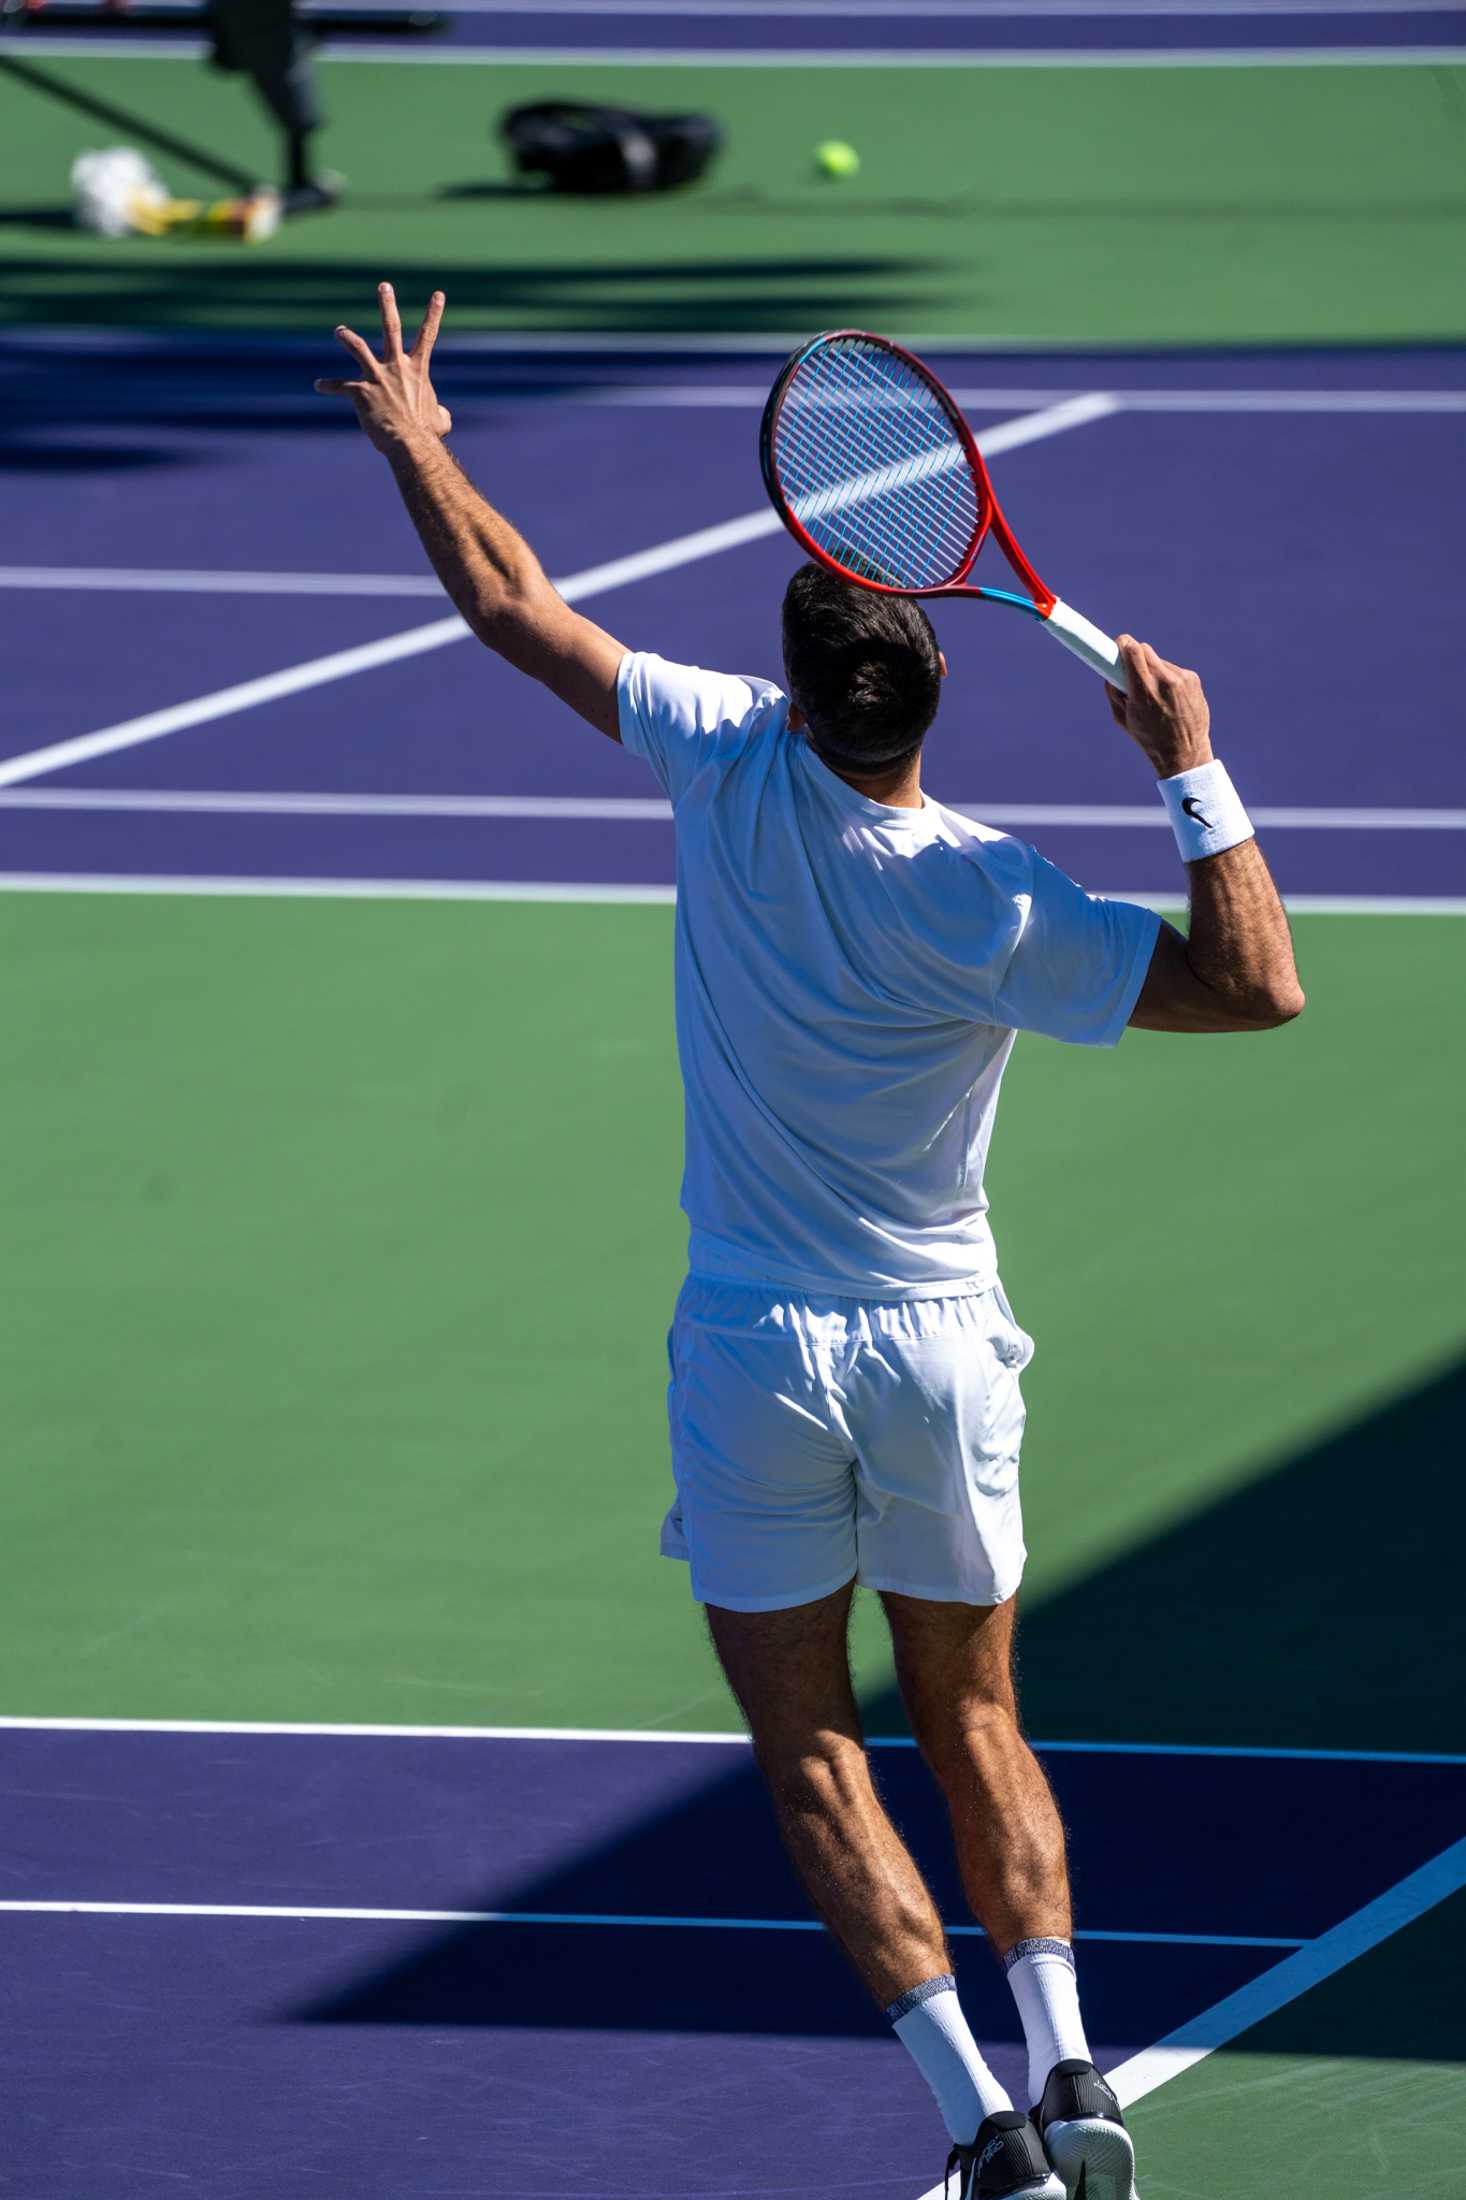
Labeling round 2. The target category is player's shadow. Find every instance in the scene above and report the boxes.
[0,247,951,335]
[292,1356,1466,2059]
[877,1349,1466,1757]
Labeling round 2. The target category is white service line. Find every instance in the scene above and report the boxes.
[0,873,681,903]
[2,1715,1464,1765]
[578,386,1466,414]
[1,788,1461,830]
[1108,1833,1466,2106]
[1,876,1463,913]
[0,566,447,599]
[0,395,1109,794]
[0,1898,1297,1948]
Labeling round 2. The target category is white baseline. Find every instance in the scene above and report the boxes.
[1,788,1460,831]
[0,878,1462,915]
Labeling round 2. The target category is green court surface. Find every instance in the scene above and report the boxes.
[3,53,1465,341]
[1131,1886,1466,2198]
[4,894,1461,1747]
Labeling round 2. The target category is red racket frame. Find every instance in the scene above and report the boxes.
[760,328,1058,618]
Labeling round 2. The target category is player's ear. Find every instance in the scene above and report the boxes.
[938,651,948,679]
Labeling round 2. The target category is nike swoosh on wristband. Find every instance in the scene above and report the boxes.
[1181,796,1213,828]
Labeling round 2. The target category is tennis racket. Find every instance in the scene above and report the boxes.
[759,329,1126,692]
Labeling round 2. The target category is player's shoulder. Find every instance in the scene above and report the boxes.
[621,649,789,739]
[924,798,1037,895]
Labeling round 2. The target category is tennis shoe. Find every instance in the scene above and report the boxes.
[1032,2060,1138,2200]
[945,2110,1066,2199]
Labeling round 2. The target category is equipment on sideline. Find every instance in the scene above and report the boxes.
[499,101,722,194]
[71,148,280,239]
[760,329,1127,691]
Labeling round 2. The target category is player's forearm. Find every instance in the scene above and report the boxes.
[1179,838,1305,1027]
[386,430,559,654]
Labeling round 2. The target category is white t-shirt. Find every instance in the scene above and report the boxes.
[618,651,1159,1299]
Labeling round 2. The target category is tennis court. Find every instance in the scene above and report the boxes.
[3,11,1464,2198]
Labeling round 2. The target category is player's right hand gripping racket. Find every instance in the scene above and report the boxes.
[760,329,1127,691]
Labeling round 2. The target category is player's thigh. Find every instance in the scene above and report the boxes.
[706,1580,861,1759]
[881,1590,1019,1753]
[667,1279,859,1611]
[848,1286,1032,1607]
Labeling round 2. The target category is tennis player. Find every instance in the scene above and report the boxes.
[319,287,1305,2200]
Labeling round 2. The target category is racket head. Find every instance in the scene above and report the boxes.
[760,329,995,596]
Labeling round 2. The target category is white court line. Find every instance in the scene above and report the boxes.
[224,2,1466,17]
[1107,1834,1466,2105]
[0,395,1107,794]
[1,876,1463,913]
[12,326,1463,360]
[44,0,1466,13]
[2,788,1461,830]
[0,391,1462,440]
[0,874,682,903]
[558,387,1466,414]
[0,567,447,600]
[15,36,1466,62]
[0,1900,1298,1948]
[3,1716,1464,1765]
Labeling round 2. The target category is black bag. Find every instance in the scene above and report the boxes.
[499,101,722,195]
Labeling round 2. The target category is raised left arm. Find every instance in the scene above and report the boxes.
[316,283,625,740]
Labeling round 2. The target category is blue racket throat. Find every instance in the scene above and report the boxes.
[978,586,1045,617]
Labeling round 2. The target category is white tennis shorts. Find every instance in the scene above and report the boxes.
[660,1275,1034,1612]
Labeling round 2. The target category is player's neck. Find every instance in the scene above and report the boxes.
[828,758,925,810]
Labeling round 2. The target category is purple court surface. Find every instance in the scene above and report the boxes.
[16,0,1466,65]
[3,341,1464,906]
[4,1723,1466,2196]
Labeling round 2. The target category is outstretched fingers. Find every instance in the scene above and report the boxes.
[413,288,446,363]
[333,323,379,376]
[314,377,369,395]
[378,281,404,356]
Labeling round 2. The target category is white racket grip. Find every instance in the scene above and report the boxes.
[1044,598,1127,690]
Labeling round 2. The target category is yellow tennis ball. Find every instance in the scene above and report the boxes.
[814,140,860,180]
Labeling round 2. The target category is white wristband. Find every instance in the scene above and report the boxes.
[1159,758,1254,863]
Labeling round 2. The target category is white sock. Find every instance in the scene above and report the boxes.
[1004,1938,1091,2110]
[887,1973,1012,2144]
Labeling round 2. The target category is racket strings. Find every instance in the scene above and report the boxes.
[777,347,968,584]
[773,338,984,589]
[785,347,962,581]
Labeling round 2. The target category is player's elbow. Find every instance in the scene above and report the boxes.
[1238,981,1306,1030]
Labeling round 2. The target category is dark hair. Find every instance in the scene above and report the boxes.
[781,562,942,772]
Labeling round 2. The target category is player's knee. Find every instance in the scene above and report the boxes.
[929,1700,1022,1786]
[756,1729,869,1819]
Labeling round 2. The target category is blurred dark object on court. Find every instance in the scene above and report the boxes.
[206,0,337,210]
[7,0,444,32]
[500,101,723,195]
